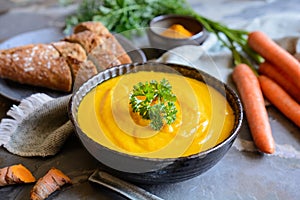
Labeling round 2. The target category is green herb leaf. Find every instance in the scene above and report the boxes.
[129,79,177,131]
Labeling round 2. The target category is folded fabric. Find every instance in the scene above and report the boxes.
[0,93,73,157]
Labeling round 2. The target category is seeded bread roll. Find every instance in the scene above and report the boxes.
[0,44,72,92]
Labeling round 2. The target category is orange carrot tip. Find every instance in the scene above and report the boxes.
[258,75,300,128]
[258,61,300,103]
[232,63,275,154]
[248,31,300,90]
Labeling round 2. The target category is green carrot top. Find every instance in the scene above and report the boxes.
[64,0,263,69]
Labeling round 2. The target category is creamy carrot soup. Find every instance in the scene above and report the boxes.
[77,71,234,158]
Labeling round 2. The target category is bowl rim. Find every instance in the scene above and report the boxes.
[149,14,207,41]
[69,62,243,162]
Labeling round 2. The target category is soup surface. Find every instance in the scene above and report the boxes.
[77,71,234,158]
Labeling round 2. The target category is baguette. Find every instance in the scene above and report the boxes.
[63,30,103,54]
[0,21,133,93]
[99,34,132,64]
[88,48,121,70]
[51,41,87,62]
[51,41,97,84]
[73,21,111,36]
[0,44,72,92]
[72,60,98,89]
[64,30,122,70]
[73,21,132,64]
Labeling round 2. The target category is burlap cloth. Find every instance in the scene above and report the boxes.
[0,94,73,157]
[0,13,299,157]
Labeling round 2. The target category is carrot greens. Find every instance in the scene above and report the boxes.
[65,0,262,68]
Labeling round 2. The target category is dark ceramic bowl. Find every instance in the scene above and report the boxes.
[147,15,208,50]
[69,62,243,184]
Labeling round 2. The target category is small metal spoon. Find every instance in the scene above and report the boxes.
[89,169,164,200]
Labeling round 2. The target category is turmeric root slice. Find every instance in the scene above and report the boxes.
[0,164,36,186]
[30,168,72,200]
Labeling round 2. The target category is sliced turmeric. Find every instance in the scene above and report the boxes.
[0,164,36,186]
[161,24,193,38]
[30,168,72,200]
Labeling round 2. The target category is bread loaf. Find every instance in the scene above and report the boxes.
[51,41,97,83]
[51,41,87,62]
[98,34,132,64]
[72,60,98,90]
[73,21,111,36]
[73,21,132,65]
[88,49,121,70]
[63,30,125,70]
[63,31,103,54]
[0,21,133,92]
[0,44,72,92]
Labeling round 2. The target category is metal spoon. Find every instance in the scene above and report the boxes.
[89,169,164,200]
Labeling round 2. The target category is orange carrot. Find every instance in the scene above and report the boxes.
[259,75,300,128]
[30,168,71,200]
[294,53,300,63]
[248,31,300,90]
[232,64,275,154]
[0,164,36,186]
[258,61,300,103]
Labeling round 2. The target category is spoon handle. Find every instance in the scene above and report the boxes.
[89,170,164,200]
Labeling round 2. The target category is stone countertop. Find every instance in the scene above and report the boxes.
[0,0,300,199]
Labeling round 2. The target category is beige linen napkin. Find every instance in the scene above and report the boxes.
[0,94,73,157]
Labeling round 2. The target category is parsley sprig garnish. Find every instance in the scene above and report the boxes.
[129,79,177,131]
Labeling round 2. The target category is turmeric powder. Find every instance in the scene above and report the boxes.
[161,24,193,38]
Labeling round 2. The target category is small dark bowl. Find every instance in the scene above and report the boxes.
[147,15,208,50]
[69,62,243,184]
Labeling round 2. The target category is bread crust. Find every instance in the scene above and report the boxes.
[51,41,97,82]
[73,22,132,64]
[73,21,111,36]
[0,44,72,92]
[63,29,127,70]
[72,60,98,90]
[100,34,132,64]
[63,31,103,53]
[88,48,121,71]
[0,21,132,93]
[51,41,87,62]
